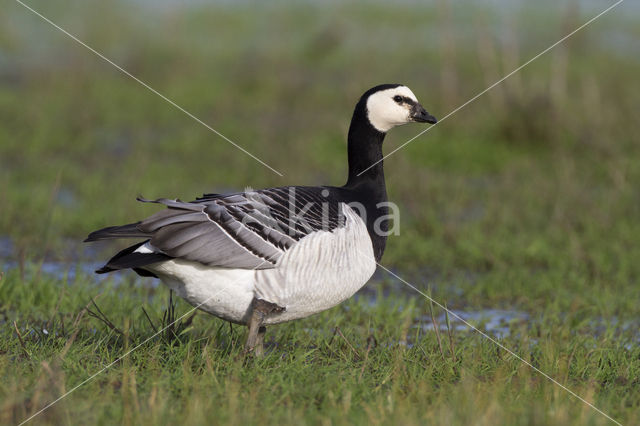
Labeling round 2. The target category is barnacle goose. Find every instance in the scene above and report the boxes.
[85,84,437,354]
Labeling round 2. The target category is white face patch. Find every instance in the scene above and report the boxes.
[366,86,419,133]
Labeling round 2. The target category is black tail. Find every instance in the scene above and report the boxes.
[95,241,171,276]
[84,222,150,242]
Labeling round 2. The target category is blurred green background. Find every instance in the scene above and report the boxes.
[3,0,640,302]
[2,1,640,424]
[1,0,639,308]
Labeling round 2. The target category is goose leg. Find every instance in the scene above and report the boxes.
[245,311,264,352]
[254,326,267,357]
[244,299,284,356]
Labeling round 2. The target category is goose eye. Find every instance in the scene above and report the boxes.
[393,95,403,104]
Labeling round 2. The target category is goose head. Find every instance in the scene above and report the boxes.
[364,84,437,133]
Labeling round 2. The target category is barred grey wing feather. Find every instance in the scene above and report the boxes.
[131,187,346,270]
[137,198,281,269]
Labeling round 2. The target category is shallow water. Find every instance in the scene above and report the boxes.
[0,259,131,285]
[2,237,639,346]
[0,236,12,259]
[417,309,530,340]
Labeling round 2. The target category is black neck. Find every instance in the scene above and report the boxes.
[341,98,389,262]
[345,101,386,187]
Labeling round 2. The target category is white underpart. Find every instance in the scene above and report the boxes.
[366,86,419,132]
[144,204,377,325]
[134,242,162,254]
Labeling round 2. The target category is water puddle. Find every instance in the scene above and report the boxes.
[0,236,13,259]
[3,259,105,281]
[2,237,639,346]
[416,309,529,340]
[0,237,155,286]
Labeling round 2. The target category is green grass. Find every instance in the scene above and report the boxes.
[1,269,639,425]
[1,0,640,424]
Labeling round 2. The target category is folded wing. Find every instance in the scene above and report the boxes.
[86,186,345,271]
